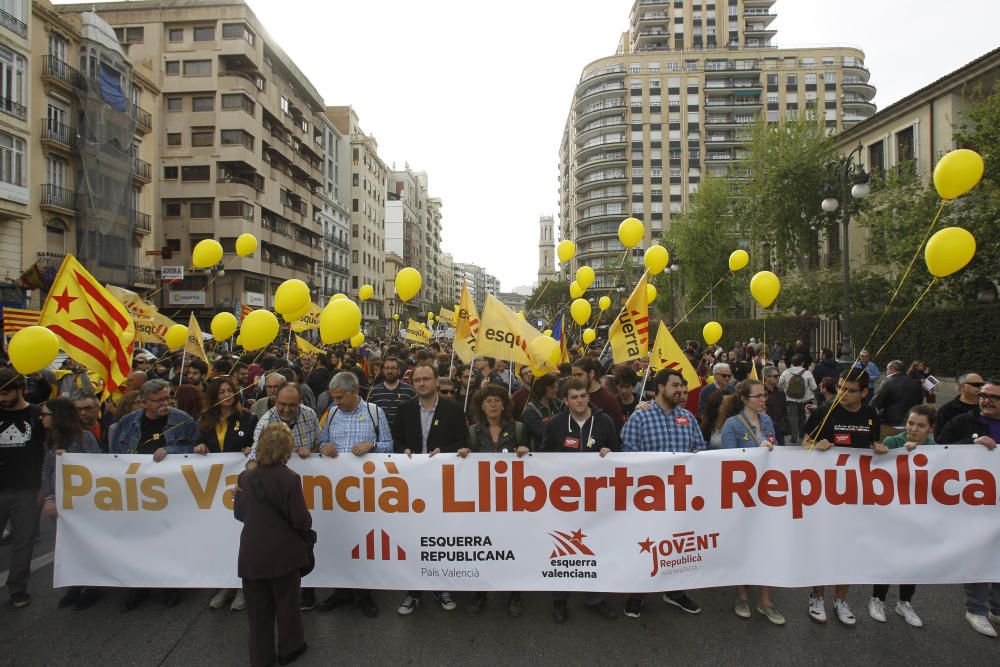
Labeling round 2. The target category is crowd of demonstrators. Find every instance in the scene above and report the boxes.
[2,324,1000,662]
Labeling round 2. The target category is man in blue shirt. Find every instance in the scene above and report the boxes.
[621,369,704,619]
[852,349,880,396]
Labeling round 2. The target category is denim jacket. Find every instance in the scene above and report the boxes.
[110,407,200,454]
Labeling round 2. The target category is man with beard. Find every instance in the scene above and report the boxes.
[368,357,414,430]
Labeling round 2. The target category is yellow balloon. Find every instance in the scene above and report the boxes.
[210,312,238,340]
[576,266,595,290]
[517,310,526,320]
[320,299,362,344]
[192,239,223,268]
[646,284,657,302]
[282,301,311,323]
[332,293,347,301]
[235,233,257,257]
[393,313,400,321]
[703,321,723,346]
[358,284,374,301]
[750,271,781,309]
[569,281,584,299]
[598,296,611,311]
[165,324,188,351]
[240,310,279,351]
[8,326,59,374]
[729,249,750,272]
[527,335,560,368]
[557,240,576,264]
[570,298,592,326]
[427,311,435,320]
[925,227,976,278]
[933,149,984,200]
[618,217,644,249]
[582,328,596,345]
[350,332,366,348]
[644,245,669,275]
[273,279,310,315]
[543,329,553,337]
[396,267,422,302]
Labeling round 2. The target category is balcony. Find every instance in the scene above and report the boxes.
[131,157,152,184]
[328,236,349,251]
[0,96,26,121]
[0,8,26,38]
[40,120,76,152]
[130,210,151,234]
[40,184,76,214]
[131,104,152,134]
[217,169,265,192]
[41,56,82,91]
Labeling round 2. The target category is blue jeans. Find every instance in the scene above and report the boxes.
[964,583,1000,615]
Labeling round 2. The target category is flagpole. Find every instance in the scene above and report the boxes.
[463,356,476,414]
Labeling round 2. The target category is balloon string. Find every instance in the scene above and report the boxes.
[871,279,936,360]
[525,279,552,317]
[669,273,729,333]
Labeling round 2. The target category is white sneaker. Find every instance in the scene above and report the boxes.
[868,597,886,622]
[966,611,997,637]
[834,599,856,626]
[895,601,922,627]
[808,595,827,624]
[397,595,419,615]
[209,588,234,609]
[230,589,246,611]
[434,591,457,611]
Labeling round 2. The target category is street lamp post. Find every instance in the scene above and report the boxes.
[822,143,870,361]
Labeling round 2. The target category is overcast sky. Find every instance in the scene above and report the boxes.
[79,0,1000,291]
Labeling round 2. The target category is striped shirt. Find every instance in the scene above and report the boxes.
[249,405,321,461]
[368,382,415,428]
[621,401,704,453]
[322,399,393,454]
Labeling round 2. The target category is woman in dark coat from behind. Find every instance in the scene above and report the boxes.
[234,423,311,666]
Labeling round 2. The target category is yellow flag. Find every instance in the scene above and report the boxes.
[295,334,322,355]
[439,307,455,323]
[105,284,177,345]
[184,313,207,362]
[609,274,650,364]
[455,283,480,363]
[405,319,432,343]
[291,302,322,332]
[749,360,760,381]
[475,293,555,371]
[649,321,701,388]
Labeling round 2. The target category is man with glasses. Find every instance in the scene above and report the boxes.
[801,368,879,627]
[762,366,786,446]
[252,373,289,419]
[73,395,104,449]
[251,383,321,461]
[778,354,817,445]
[698,362,734,417]
[437,379,457,400]
[935,372,985,439]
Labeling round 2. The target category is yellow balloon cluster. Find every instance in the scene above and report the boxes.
[750,271,781,309]
[8,326,59,374]
[703,321,723,345]
[192,239,223,269]
[569,281,584,299]
[527,336,560,369]
[925,227,976,278]
[933,149,984,200]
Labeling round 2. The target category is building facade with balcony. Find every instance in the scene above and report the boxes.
[316,112,350,301]
[558,0,877,293]
[58,0,330,318]
[386,165,445,316]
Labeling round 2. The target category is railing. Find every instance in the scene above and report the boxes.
[0,9,26,38]
[131,104,152,131]
[328,236,349,250]
[41,56,82,88]
[41,120,76,148]
[0,96,26,121]
[220,70,265,91]
[41,184,75,210]
[131,157,151,181]
[130,210,151,232]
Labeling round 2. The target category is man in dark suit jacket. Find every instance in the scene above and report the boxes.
[871,360,925,437]
[392,364,468,456]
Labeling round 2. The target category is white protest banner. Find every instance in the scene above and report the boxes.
[56,447,1000,590]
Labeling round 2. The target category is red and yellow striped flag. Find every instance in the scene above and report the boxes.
[240,304,254,321]
[38,255,135,396]
[2,307,40,334]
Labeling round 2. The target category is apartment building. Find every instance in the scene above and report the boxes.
[326,104,387,327]
[386,166,424,316]
[316,113,350,301]
[558,0,877,292]
[438,250,454,308]
[57,0,334,319]
[426,194,443,305]
[454,261,498,307]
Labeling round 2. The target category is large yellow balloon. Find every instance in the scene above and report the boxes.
[527,335,560,368]
[240,310,279,351]
[729,249,750,272]
[598,296,611,312]
[358,284,374,301]
[396,267,422,302]
[925,227,976,278]
[165,324,187,351]
[570,298,592,326]
[210,312,238,340]
[557,240,576,264]
[646,284,657,302]
[644,245,669,275]
[192,239,223,268]
[320,299,362,344]
[350,332,366,348]
[933,149,984,200]
[273,279,310,315]
[569,281,585,299]
[576,266,595,290]
[618,217,644,249]
[282,301,311,323]
[703,321,723,346]
[235,233,257,257]
[8,326,59,374]
[332,293,347,301]
[582,328,596,345]
[750,271,781,309]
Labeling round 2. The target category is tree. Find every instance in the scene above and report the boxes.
[525,279,570,324]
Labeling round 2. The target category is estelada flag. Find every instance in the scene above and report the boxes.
[184,313,207,362]
[2,307,40,334]
[649,321,702,389]
[609,273,650,364]
[455,283,479,363]
[240,304,254,321]
[39,254,135,397]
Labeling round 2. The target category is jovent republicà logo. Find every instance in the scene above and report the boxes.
[542,529,598,580]
[352,528,407,561]
[640,530,719,577]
